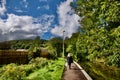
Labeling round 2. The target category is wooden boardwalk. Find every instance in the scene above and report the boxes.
[62,62,92,80]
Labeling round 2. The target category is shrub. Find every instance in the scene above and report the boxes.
[0,63,26,80]
[0,58,50,80]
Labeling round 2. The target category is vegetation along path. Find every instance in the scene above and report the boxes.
[62,62,90,80]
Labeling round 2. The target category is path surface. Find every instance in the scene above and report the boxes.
[62,63,88,80]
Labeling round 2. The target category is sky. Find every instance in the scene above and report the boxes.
[0,0,80,42]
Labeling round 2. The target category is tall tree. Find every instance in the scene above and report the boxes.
[74,0,120,66]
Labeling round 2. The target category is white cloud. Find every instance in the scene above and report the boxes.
[0,14,54,42]
[37,6,41,10]
[15,9,24,13]
[51,0,80,38]
[0,0,6,16]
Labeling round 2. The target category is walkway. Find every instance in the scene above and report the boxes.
[62,62,91,80]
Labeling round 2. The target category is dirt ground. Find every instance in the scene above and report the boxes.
[62,63,88,80]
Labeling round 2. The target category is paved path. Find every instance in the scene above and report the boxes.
[62,63,88,80]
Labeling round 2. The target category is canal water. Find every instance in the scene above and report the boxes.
[79,62,120,80]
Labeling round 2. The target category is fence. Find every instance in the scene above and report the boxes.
[0,50,28,64]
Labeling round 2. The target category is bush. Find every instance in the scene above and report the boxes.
[33,47,41,58]
[0,63,26,80]
[0,58,49,80]
[29,57,48,68]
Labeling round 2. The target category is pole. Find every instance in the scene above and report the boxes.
[63,30,65,58]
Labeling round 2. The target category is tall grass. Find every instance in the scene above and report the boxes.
[26,58,65,80]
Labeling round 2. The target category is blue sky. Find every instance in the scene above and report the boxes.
[0,0,80,42]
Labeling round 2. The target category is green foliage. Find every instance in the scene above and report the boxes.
[76,0,120,30]
[47,44,57,56]
[76,34,89,61]
[28,47,42,61]
[65,32,80,60]
[47,37,63,57]
[107,52,120,67]
[0,63,26,80]
[10,40,33,50]
[80,62,120,80]
[66,44,73,52]
[73,0,120,67]
[28,51,33,61]
[29,57,48,68]
[33,47,41,58]
[0,58,49,80]
[26,58,65,80]
[1,36,44,50]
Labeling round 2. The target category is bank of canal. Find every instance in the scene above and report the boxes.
[79,62,120,80]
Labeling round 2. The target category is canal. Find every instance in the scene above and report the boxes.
[79,62,120,80]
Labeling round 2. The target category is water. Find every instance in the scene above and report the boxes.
[79,62,120,80]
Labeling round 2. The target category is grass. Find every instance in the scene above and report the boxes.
[0,58,65,80]
[80,62,120,80]
[25,58,65,80]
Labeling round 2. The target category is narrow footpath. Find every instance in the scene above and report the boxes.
[62,63,88,80]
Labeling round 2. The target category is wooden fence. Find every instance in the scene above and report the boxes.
[0,50,28,65]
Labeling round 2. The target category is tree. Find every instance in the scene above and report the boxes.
[34,36,41,47]
[76,0,120,30]
[74,0,120,66]
[65,32,80,60]
[47,37,64,57]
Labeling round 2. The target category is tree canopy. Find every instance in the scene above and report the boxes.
[69,0,120,67]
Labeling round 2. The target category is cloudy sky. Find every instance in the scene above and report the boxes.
[0,0,80,42]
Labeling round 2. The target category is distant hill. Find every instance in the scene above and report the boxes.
[0,38,47,50]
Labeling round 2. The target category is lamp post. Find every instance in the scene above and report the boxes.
[62,30,65,58]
